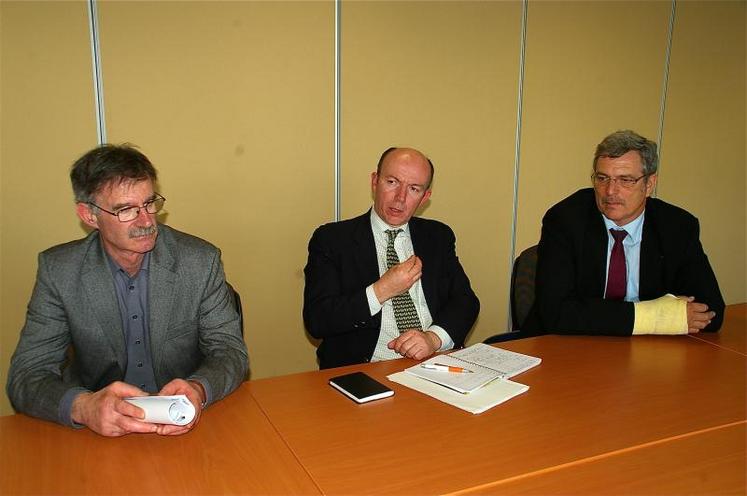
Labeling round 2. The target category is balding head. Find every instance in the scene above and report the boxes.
[371,146,433,227]
[376,147,434,190]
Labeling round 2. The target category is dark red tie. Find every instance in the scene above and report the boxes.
[605,229,627,300]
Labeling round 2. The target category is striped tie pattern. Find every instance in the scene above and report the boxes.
[385,229,422,333]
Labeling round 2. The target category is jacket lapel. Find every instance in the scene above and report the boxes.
[584,208,608,297]
[148,229,177,366]
[353,211,380,285]
[81,234,127,371]
[409,218,436,306]
[639,201,663,299]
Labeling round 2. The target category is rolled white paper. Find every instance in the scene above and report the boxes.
[124,395,196,426]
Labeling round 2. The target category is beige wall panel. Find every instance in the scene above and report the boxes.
[516,1,671,253]
[0,1,96,415]
[98,1,334,378]
[341,1,522,343]
[659,1,746,304]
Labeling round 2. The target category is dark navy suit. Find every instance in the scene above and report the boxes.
[524,189,724,335]
[303,211,479,368]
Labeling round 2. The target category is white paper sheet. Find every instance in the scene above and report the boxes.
[451,343,542,378]
[387,372,529,414]
[404,354,504,393]
[403,343,541,394]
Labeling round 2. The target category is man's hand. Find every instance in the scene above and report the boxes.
[154,378,204,436]
[388,330,441,360]
[71,381,157,437]
[681,296,716,334]
[373,255,422,303]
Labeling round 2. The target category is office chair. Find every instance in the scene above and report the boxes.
[484,244,538,344]
[226,282,244,336]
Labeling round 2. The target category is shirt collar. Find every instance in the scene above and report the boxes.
[370,208,411,238]
[105,250,151,278]
[602,211,645,245]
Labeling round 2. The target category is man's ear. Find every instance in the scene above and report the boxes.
[76,202,98,229]
[418,189,432,208]
[645,174,658,197]
[371,171,380,194]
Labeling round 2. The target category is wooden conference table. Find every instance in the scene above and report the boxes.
[1,304,745,495]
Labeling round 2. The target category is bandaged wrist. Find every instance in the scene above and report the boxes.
[633,294,688,335]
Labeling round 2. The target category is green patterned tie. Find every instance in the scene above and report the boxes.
[385,229,422,333]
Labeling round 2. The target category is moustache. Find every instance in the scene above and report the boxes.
[129,225,158,239]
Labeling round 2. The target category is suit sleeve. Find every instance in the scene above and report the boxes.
[669,218,724,332]
[303,227,377,339]
[6,253,82,424]
[534,209,635,335]
[428,227,480,347]
[189,249,249,404]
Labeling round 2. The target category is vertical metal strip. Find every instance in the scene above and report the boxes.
[507,0,528,330]
[654,0,676,197]
[87,0,107,144]
[334,0,342,221]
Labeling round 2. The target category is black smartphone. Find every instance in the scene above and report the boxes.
[329,372,395,403]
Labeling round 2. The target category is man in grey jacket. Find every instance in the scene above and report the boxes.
[7,144,248,437]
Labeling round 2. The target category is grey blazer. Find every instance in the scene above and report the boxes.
[6,224,248,425]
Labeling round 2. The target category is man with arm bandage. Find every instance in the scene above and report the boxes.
[523,130,724,336]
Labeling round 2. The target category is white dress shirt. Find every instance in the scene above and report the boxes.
[365,210,454,361]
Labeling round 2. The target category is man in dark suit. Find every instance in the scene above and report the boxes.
[303,147,479,368]
[7,144,248,436]
[525,130,724,336]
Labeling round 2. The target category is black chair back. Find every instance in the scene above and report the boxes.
[483,244,538,344]
[226,282,244,336]
[510,244,538,331]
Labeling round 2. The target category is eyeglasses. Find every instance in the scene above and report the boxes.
[88,193,166,222]
[591,173,650,189]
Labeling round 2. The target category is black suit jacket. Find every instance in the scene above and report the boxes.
[303,211,480,369]
[524,189,724,335]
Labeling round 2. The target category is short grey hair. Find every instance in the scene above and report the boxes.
[593,130,658,175]
[70,144,157,203]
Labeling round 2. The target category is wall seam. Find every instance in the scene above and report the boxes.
[334,0,341,221]
[506,0,529,331]
[655,0,676,197]
[87,0,106,145]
